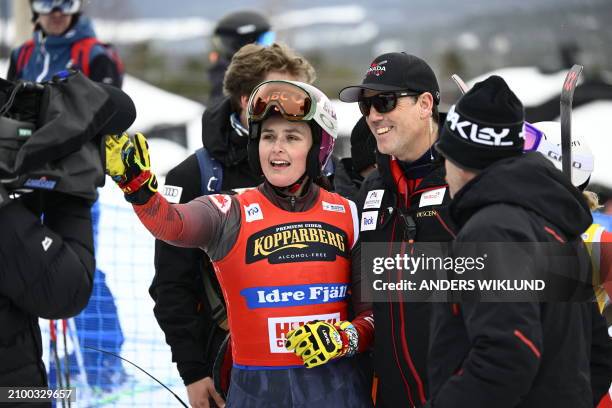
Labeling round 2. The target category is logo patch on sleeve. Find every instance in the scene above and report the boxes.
[245,203,264,222]
[364,190,384,209]
[161,185,183,203]
[322,201,345,213]
[209,194,232,214]
[360,211,378,231]
[41,236,53,252]
[419,187,446,207]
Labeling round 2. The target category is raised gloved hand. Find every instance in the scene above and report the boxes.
[105,133,157,204]
[285,320,358,368]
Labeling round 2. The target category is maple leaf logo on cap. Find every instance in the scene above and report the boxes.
[366,60,387,77]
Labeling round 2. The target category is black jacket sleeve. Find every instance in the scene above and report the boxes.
[590,301,612,405]
[430,301,542,408]
[149,156,225,385]
[0,193,94,319]
[89,54,122,88]
[429,222,543,407]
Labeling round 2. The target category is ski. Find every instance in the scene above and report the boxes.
[451,74,470,94]
[560,64,583,180]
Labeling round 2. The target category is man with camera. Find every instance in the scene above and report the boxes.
[7,0,128,391]
[0,178,95,393]
[0,70,134,402]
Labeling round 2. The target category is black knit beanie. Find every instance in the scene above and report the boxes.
[436,75,524,170]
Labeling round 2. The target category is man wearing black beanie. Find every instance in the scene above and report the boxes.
[427,76,612,407]
[339,52,456,408]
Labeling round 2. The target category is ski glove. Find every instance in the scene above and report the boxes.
[105,133,158,205]
[285,320,358,368]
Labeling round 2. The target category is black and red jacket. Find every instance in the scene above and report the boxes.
[354,148,456,408]
[426,153,612,407]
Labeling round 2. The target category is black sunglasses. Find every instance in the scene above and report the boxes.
[358,91,420,116]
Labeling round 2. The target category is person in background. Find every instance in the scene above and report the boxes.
[524,120,612,407]
[333,117,378,202]
[207,10,275,105]
[8,0,122,87]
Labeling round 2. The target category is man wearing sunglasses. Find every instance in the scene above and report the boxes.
[339,52,456,408]
[7,0,122,88]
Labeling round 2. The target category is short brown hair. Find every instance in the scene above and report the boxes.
[223,43,316,111]
[409,94,440,130]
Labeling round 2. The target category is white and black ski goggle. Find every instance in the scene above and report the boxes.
[31,0,82,15]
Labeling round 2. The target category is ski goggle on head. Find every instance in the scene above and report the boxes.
[31,0,82,15]
[248,81,316,122]
[523,121,545,151]
[256,31,276,47]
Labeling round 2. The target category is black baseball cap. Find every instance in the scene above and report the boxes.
[339,52,440,104]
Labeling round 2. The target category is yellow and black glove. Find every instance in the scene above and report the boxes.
[285,320,359,368]
[105,133,157,204]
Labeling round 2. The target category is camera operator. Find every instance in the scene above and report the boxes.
[0,71,134,403]
[0,184,94,393]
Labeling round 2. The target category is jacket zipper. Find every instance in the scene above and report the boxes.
[387,220,416,407]
[399,212,427,403]
[36,39,50,83]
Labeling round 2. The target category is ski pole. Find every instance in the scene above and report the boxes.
[50,320,66,408]
[61,319,71,408]
[84,346,188,407]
